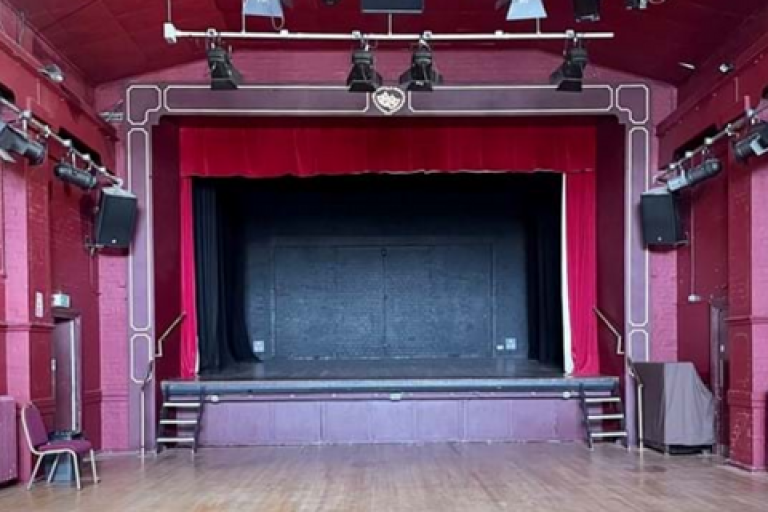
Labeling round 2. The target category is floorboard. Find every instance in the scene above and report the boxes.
[1,444,766,512]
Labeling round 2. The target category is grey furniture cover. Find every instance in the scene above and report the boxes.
[634,362,715,447]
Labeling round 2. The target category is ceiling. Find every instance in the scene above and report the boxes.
[8,0,766,85]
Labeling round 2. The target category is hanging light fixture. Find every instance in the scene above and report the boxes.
[666,158,723,193]
[733,122,768,163]
[399,41,443,92]
[550,41,588,93]
[0,121,46,165]
[53,161,98,190]
[497,0,548,21]
[347,42,383,92]
[39,64,65,84]
[243,0,289,18]
[573,0,601,22]
[625,0,648,9]
[207,39,242,91]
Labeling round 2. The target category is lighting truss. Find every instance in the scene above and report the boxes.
[0,96,121,186]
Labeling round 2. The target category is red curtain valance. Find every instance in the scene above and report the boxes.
[179,118,596,178]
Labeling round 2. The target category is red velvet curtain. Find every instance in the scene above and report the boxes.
[177,118,598,376]
[180,178,198,378]
[565,171,599,376]
[179,118,596,178]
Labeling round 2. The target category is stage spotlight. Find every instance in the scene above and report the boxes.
[666,158,722,193]
[207,43,242,91]
[573,0,600,22]
[0,121,46,165]
[733,122,768,163]
[625,0,648,9]
[54,162,98,190]
[347,45,383,92]
[399,42,443,92]
[550,44,588,93]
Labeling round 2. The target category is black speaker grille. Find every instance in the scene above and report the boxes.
[94,188,138,249]
[641,192,685,247]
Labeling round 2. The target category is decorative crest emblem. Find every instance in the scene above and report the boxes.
[372,87,406,115]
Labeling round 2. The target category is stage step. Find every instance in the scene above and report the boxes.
[578,384,628,451]
[157,437,195,443]
[589,431,628,439]
[157,387,206,455]
[585,397,621,404]
[160,419,198,425]
[587,414,624,421]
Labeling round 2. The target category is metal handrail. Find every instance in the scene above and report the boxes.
[155,312,186,358]
[625,356,645,452]
[593,307,644,451]
[593,307,623,355]
[139,359,155,458]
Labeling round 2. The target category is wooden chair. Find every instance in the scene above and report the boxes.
[21,403,99,490]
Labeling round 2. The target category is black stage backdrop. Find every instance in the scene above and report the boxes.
[193,173,563,372]
[526,180,564,367]
[193,181,256,373]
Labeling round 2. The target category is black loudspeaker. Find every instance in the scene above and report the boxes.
[640,191,686,247]
[361,0,424,14]
[93,187,138,249]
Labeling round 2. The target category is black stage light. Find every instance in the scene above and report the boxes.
[573,0,601,22]
[54,162,98,190]
[625,0,648,9]
[207,44,242,91]
[666,158,722,193]
[733,122,768,163]
[0,121,46,165]
[399,43,443,92]
[550,45,588,93]
[347,46,383,92]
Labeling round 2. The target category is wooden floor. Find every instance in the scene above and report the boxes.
[1,443,767,511]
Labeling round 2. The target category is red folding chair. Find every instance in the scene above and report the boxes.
[21,403,99,490]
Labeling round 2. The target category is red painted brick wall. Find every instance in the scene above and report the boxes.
[675,155,729,386]
[48,179,103,448]
[0,21,116,474]
[658,29,768,470]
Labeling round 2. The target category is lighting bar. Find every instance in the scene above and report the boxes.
[0,96,121,187]
[164,23,614,44]
[656,103,768,182]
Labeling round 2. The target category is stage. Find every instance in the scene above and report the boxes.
[163,358,617,397]
[160,358,616,446]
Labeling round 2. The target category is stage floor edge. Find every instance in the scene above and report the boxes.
[162,359,619,396]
